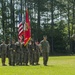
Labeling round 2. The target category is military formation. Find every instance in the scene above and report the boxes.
[0,35,50,66]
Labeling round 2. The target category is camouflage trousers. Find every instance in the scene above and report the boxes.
[42,51,49,65]
[23,51,29,65]
[1,53,6,65]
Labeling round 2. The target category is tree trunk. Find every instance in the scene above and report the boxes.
[37,0,40,41]
[51,0,54,53]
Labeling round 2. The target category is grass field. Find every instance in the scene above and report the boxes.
[0,56,75,75]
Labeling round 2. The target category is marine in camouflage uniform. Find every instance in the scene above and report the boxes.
[16,40,23,66]
[23,45,29,66]
[7,41,11,65]
[34,41,40,65]
[15,41,21,65]
[0,41,7,66]
[28,40,35,65]
[9,40,16,66]
[40,35,50,66]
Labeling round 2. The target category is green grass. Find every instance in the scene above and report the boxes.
[0,56,75,75]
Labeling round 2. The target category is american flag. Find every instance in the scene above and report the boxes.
[18,13,23,41]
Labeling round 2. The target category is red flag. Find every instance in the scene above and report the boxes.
[24,9,31,46]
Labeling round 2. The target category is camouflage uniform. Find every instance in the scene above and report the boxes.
[0,41,7,66]
[28,41,35,65]
[9,41,16,66]
[23,45,29,66]
[15,41,21,65]
[34,43,40,65]
[15,41,23,66]
[7,43,11,65]
[40,39,50,66]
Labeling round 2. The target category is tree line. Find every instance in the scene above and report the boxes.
[0,0,75,54]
